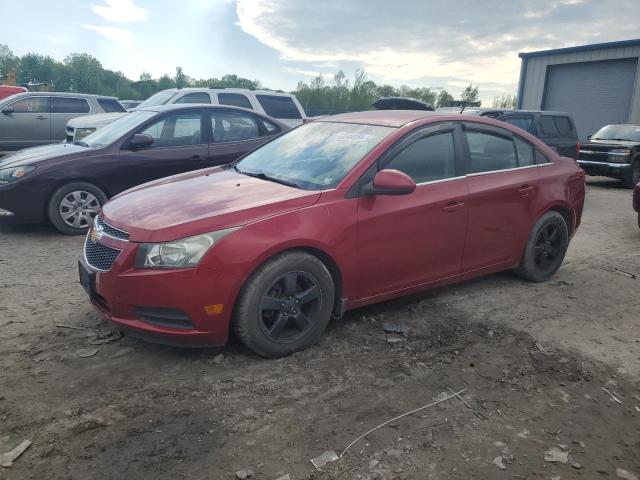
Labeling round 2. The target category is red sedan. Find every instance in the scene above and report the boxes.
[79,111,585,357]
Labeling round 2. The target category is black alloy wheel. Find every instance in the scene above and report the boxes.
[533,223,563,271]
[259,271,321,342]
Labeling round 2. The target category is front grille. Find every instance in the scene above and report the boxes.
[134,306,194,330]
[579,150,609,162]
[84,237,121,271]
[97,217,129,240]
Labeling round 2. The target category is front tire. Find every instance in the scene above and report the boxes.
[233,251,335,358]
[47,182,107,235]
[514,211,569,282]
[623,160,640,188]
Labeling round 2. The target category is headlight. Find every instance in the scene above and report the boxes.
[608,148,631,161]
[0,166,36,185]
[135,228,238,269]
[74,128,96,141]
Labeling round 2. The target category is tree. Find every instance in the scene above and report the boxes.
[435,89,454,107]
[158,74,175,90]
[460,84,479,103]
[174,67,189,88]
[63,53,104,93]
[139,72,152,81]
[492,94,517,109]
[0,44,20,78]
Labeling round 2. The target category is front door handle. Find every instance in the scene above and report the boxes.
[192,155,205,162]
[442,201,464,213]
[35,115,47,120]
[518,184,536,196]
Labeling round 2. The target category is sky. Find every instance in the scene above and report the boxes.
[1,0,639,104]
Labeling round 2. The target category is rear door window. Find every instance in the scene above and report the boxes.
[51,97,90,114]
[535,149,552,164]
[539,116,559,136]
[140,111,203,147]
[218,93,253,110]
[385,131,456,183]
[553,116,573,136]
[174,92,212,104]
[210,110,261,142]
[466,130,518,173]
[8,96,49,113]
[97,98,126,112]
[514,137,535,167]
[256,95,301,119]
[501,115,533,133]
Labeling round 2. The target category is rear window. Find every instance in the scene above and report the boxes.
[256,95,301,119]
[97,98,126,113]
[174,92,211,104]
[539,116,559,136]
[52,97,90,114]
[218,93,253,110]
[553,116,573,135]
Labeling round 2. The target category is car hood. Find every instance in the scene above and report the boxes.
[67,112,127,129]
[0,143,91,168]
[583,139,639,148]
[102,167,322,243]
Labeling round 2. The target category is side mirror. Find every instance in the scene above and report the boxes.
[364,169,416,196]
[1,106,14,115]
[129,133,154,149]
[587,134,592,141]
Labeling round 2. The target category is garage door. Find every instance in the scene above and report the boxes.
[542,58,638,141]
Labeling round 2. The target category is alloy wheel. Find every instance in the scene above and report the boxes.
[533,223,562,270]
[58,190,100,229]
[259,271,322,342]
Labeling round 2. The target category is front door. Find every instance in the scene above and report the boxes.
[355,124,469,300]
[461,124,540,272]
[107,109,209,194]
[0,96,50,149]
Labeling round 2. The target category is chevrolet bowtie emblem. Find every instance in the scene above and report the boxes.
[90,228,101,244]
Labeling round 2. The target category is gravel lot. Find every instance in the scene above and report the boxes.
[0,177,639,479]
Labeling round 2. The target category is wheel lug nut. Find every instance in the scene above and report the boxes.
[295,299,300,304]
[281,303,285,307]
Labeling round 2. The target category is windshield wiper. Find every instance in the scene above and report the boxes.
[239,169,299,188]
[73,140,89,147]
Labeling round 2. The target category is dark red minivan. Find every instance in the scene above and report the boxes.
[80,111,586,357]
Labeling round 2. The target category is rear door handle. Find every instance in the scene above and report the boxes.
[192,155,205,162]
[35,115,47,120]
[518,184,536,196]
[442,201,464,213]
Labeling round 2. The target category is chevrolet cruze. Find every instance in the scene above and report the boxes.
[79,111,585,357]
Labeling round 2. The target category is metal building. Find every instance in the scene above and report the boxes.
[517,39,640,141]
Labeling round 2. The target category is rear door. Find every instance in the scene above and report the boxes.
[172,92,212,104]
[461,123,540,272]
[537,114,578,158]
[207,109,279,165]
[217,92,254,110]
[255,94,303,127]
[498,113,535,135]
[109,109,208,192]
[355,123,469,298]
[51,97,91,142]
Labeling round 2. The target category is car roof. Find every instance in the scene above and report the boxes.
[135,103,289,126]
[318,110,445,127]
[157,87,295,96]
[2,91,118,99]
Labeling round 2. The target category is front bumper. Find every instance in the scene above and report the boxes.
[79,233,240,347]
[577,160,631,179]
[0,181,47,224]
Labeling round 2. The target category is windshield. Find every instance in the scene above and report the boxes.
[135,90,178,109]
[235,121,393,190]
[592,124,640,142]
[83,110,156,148]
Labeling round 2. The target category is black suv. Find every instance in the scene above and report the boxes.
[577,124,640,187]
[441,108,580,159]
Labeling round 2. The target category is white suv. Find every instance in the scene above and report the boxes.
[66,88,307,143]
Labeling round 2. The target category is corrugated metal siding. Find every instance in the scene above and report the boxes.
[519,45,640,123]
[542,58,638,141]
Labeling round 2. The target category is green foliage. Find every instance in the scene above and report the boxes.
[460,84,479,103]
[435,89,454,108]
[492,94,517,109]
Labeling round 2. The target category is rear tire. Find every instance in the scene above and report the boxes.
[47,182,107,235]
[233,251,334,358]
[514,211,569,282]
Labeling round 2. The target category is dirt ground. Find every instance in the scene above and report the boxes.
[0,177,639,480]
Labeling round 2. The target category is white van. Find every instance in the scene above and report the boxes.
[67,88,307,143]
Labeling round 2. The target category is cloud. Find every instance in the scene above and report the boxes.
[82,24,133,45]
[91,0,149,23]
[235,0,639,99]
